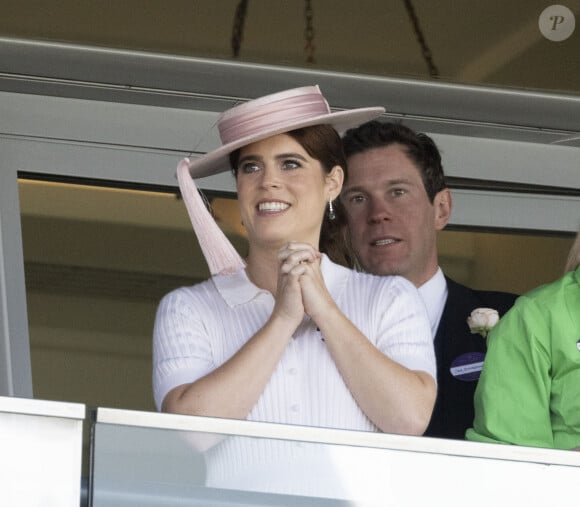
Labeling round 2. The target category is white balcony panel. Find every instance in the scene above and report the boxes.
[0,396,85,507]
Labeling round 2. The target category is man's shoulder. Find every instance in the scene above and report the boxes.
[444,276,518,315]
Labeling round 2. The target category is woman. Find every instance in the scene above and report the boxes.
[153,86,436,437]
[466,229,580,450]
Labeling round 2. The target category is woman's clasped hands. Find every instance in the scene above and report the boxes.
[274,242,334,328]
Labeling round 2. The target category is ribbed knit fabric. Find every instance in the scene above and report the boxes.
[153,256,435,416]
[152,255,435,497]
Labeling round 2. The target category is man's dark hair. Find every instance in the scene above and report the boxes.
[342,121,446,203]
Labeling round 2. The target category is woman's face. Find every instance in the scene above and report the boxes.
[235,133,343,250]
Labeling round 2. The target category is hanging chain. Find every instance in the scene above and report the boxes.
[232,0,314,63]
[402,0,439,79]
[304,0,315,64]
[231,0,249,58]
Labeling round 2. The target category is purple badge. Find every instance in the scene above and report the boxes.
[450,352,486,382]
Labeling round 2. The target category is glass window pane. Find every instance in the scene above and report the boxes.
[20,177,573,413]
[438,228,574,295]
[19,178,248,412]
[90,408,580,505]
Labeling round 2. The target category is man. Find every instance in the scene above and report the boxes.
[338,121,517,439]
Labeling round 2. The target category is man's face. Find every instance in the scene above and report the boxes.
[341,144,450,286]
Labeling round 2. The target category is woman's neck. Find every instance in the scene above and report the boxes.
[244,247,281,294]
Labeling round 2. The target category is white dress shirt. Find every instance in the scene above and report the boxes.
[418,267,448,338]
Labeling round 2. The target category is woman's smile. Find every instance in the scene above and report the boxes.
[257,200,290,213]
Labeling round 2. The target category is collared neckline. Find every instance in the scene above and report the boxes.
[213,254,347,308]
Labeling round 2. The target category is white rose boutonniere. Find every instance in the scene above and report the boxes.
[467,308,499,338]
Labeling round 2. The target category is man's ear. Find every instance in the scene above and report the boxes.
[434,188,452,230]
[326,165,344,201]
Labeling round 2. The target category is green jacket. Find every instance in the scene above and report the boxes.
[466,266,580,450]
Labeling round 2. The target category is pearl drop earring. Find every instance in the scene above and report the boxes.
[328,198,336,220]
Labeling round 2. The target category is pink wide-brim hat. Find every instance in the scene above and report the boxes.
[185,85,385,178]
[176,85,385,276]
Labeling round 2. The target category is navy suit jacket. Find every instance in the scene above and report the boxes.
[424,277,518,439]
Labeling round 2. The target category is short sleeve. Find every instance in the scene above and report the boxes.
[152,287,216,411]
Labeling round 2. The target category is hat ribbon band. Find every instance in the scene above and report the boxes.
[219,94,331,144]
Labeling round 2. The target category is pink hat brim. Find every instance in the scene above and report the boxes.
[187,106,385,179]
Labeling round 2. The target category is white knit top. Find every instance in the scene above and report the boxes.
[153,255,435,427]
[153,255,435,498]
